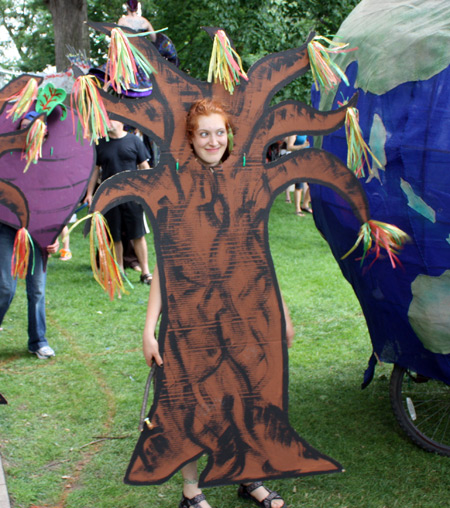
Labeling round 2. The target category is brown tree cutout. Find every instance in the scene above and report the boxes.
[89,23,369,486]
[0,180,29,229]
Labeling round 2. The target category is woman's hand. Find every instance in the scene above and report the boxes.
[143,333,163,367]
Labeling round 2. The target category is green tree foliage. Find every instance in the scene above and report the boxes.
[0,0,54,72]
[0,0,124,72]
[144,0,359,101]
[1,0,359,100]
[88,0,125,65]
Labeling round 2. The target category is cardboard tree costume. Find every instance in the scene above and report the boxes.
[0,75,95,266]
[85,22,405,486]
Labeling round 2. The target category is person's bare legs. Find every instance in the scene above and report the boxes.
[132,236,150,275]
[181,462,211,507]
[61,226,70,250]
[181,463,284,508]
[294,187,304,216]
[114,240,124,271]
[301,184,312,213]
[285,188,291,203]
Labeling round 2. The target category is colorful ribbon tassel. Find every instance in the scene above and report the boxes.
[11,227,35,279]
[307,35,355,91]
[71,75,111,145]
[4,78,39,122]
[207,30,248,94]
[342,220,410,268]
[105,27,156,94]
[344,106,383,178]
[22,118,47,172]
[67,212,128,300]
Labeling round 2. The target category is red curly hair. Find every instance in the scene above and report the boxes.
[186,98,234,143]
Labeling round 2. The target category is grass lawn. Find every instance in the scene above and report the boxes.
[0,194,448,508]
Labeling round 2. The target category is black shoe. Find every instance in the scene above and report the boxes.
[237,481,285,508]
[140,273,152,285]
[179,492,207,508]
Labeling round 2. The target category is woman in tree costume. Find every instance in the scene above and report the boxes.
[79,22,407,507]
[141,97,297,508]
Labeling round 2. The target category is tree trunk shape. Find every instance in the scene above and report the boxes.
[46,0,90,71]
[89,23,370,486]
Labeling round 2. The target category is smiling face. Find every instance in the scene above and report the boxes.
[191,113,228,167]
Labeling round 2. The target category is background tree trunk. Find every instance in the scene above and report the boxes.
[45,0,90,71]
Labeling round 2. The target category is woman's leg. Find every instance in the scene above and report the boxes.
[61,225,70,250]
[26,245,50,353]
[294,184,304,216]
[132,235,150,276]
[301,184,312,213]
[284,188,291,203]
[180,462,211,507]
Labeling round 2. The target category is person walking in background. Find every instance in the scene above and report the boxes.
[283,134,312,216]
[118,0,156,41]
[0,109,61,357]
[0,223,59,358]
[85,119,153,284]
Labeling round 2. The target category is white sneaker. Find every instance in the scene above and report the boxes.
[29,345,55,359]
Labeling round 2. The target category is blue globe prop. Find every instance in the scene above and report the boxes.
[310,0,450,386]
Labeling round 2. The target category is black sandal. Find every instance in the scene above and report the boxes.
[237,481,285,508]
[179,492,207,508]
[140,273,152,285]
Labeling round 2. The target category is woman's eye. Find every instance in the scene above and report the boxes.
[217,130,225,136]
[199,132,208,138]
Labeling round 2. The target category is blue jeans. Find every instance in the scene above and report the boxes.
[0,223,49,351]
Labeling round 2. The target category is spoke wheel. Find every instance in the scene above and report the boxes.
[389,364,450,456]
